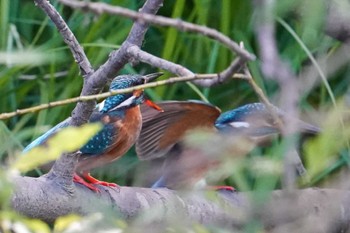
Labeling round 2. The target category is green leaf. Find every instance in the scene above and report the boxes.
[12,123,102,173]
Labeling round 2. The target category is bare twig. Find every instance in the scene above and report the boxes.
[34,0,93,77]
[58,0,255,62]
[128,46,247,87]
[0,73,246,120]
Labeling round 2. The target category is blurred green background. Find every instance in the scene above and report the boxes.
[1,0,350,231]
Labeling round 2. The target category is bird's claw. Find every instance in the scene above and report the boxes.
[73,173,119,192]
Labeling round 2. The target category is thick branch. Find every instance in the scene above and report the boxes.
[11,175,350,232]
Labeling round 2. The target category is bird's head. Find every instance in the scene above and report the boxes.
[99,73,163,113]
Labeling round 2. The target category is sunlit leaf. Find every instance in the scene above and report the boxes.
[12,123,102,173]
[54,214,82,232]
[23,218,51,233]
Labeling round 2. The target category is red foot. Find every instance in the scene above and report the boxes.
[82,172,118,188]
[210,185,236,192]
[73,173,119,192]
[73,174,100,192]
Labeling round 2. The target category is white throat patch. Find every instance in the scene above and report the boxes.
[98,100,106,111]
[110,95,137,111]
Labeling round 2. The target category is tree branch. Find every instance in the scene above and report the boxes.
[127,46,246,87]
[126,45,194,76]
[58,0,255,62]
[11,175,350,232]
[34,0,93,77]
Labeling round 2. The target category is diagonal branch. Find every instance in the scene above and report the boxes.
[126,45,194,76]
[34,0,93,77]
[58,0,255,62]
[127,46,246,87]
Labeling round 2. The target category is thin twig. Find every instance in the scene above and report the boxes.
[58,0,255,61]
[127,46,247,87]
[34,0,93,77]
[0,73,245,120]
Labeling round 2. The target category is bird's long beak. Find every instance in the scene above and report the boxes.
[145,99,164,112]
[143,72,163,83]
[140,72,164,112]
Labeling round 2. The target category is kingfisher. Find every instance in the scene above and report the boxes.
[135,101,320,190]
[215,103,320,145]
[23,73,163,192]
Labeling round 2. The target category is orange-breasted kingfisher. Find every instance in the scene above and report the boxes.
[23,73,163,192]
[136,101,320,190]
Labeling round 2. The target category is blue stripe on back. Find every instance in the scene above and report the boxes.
[22,118,70,153]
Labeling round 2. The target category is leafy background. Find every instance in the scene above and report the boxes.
[1,0,350,232]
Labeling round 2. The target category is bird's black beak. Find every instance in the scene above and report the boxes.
[143,72,163,83]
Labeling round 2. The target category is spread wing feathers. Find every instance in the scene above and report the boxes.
[22,118,71,153]
[136,101,221,160]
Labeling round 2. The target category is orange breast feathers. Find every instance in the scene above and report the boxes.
[76,106,142,172]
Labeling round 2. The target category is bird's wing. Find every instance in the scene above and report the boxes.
[136,100,221,160]
[79,110,122,155]
[22,118,71,153]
